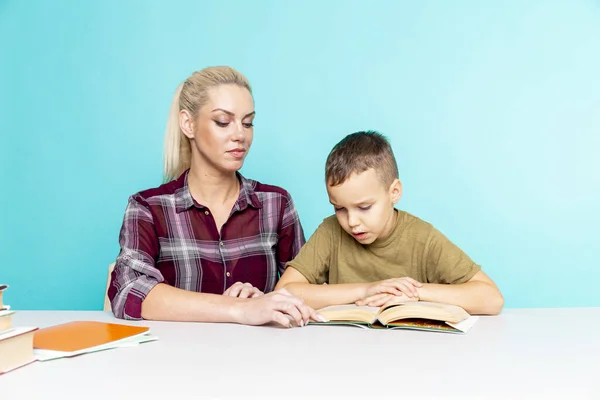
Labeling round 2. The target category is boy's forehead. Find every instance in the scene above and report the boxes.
[327,169,386,203]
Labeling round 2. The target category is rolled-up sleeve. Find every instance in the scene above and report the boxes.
[108,196,164,320]
[276,194,306,276]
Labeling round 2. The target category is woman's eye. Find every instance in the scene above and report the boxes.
[243,122,254,128]
[215,121,229,127]
[334,207,345,212]
[359,205,372,211]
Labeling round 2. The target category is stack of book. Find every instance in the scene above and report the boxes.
[0,284,158,375]
[0,284,38,375]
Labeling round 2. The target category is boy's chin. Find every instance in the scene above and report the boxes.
[349,232,377,245]
[358,237,377,245]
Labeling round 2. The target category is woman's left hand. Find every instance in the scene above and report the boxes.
[224,282,264,298]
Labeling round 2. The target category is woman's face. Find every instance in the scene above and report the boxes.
[183,84,255,174]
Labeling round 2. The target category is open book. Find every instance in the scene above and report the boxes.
[313,301,479,334]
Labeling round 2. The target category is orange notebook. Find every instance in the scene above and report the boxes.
[34,321,150,352]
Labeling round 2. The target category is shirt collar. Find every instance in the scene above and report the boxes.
[175,170,262,213]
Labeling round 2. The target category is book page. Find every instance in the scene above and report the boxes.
[378,301,470,325]
[0,326,37,341]
[446,316,479,333]
[317,304,380,323]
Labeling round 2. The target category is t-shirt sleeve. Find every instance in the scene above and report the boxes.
[284,219,334,284]
[424,227,481,284]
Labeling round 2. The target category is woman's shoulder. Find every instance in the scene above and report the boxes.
[241,175,294,202]
[129,173,187,206]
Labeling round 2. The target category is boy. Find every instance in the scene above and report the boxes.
[276,131,503,315]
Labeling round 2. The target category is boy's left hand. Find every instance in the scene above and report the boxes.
[355,292,419,307]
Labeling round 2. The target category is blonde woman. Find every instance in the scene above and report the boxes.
[108,66,323,327]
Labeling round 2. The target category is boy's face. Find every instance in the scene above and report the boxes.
[327,168,402,245]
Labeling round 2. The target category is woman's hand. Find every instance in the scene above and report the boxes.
[223,282,263,299]
[233,288,327,328]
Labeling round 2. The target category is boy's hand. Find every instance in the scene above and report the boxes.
[224,282,263,299]
[356,293,419,307]
[364,277,422,299]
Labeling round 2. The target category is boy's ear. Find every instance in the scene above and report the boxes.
[389,179,402,204]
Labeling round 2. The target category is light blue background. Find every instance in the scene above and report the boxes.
[1,1,599,310]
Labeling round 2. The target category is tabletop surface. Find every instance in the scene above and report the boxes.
[2,308,599,399]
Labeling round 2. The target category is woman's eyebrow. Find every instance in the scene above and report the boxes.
[211,109,256,119]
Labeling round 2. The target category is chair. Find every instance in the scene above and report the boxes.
[104,263,116,312]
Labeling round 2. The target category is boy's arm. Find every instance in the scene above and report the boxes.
[276,268,423,310]
[357,227,505,315]
[417,270,504,315]
[278,217,425,310]
[357,270,503,314]
[420,226,504,315]
[276,267,369,310]
[277,217,373,310]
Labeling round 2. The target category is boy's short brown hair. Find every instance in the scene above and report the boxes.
[325,130,399,187]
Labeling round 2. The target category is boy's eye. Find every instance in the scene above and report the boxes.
[214,121,229,127]
[359,205,372,211]
[334,207,345,212]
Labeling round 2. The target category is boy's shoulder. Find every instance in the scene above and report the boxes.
[321,214,341,227]
[313,215,344,238]
[398,210,435,231]
[393,210,440,245]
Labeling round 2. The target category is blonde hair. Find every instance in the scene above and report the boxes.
[163,66,252,182]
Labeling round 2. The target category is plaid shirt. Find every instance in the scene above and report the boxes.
[108,170,305,320]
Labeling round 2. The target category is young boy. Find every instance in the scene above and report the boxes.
[276,131,503,315]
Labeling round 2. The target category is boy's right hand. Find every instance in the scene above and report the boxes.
[364,277,422,300]
[233,288,327,328]
[356,293,419,307]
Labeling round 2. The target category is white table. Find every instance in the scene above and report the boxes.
[2,309,599,399]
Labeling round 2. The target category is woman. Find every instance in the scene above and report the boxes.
[108,66,322,327]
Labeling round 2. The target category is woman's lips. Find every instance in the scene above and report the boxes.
[227,149,246,159]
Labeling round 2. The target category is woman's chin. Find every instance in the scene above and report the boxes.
[220,160,245,173]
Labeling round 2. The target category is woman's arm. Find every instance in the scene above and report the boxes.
[142,283,321,327]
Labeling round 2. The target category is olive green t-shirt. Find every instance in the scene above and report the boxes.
[287,210,481,285]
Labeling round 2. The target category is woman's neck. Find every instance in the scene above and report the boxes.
[187,165,240,207]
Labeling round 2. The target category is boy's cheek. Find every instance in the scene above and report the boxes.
[335,215,348,230]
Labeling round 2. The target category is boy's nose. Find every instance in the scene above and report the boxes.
[347,214,359,228]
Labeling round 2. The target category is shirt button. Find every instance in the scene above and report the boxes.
[219,241,224,247]
[204,210,209,215]
[226,272,231,277]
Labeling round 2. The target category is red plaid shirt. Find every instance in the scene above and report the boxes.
[108,171,305,319]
